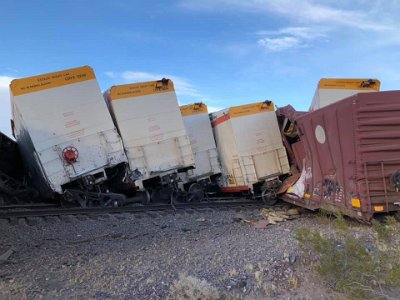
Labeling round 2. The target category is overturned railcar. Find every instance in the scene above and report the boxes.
[105,79,195,203]
[278,91,400,220]
[179,103,221,200]
[10,66,129,206]
[210,101,290,203]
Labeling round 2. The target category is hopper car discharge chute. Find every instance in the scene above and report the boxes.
[277,91,400,221]
[179,103,222,201]
[104,79,195,204]
[210,101,290,204]
[10,66,131,207]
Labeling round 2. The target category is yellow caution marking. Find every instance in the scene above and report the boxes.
[228,178,236,185]
[109,79,175,100]
[229,101,274,118]
[10,66,96,96]
[180,103,208,116]
[374,205,384,212]
[318,78,380,91]
[351,198,361,208]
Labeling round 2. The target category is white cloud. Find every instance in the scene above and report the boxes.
[106,71,204,99]
[0,76,12,89]
[179,0,394,31]
[257,26,327,40]
[179,0,399,51]
[256,26,328,51]
[265,0,390,31]
[258,36,302,51]
[207,105,223,113]
[104,71,116,78]
[0,76,14,138]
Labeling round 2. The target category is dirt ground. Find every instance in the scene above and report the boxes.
[0,205,345,299]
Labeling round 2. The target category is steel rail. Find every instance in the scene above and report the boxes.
[0,203,59,210]
[0,200,267,219]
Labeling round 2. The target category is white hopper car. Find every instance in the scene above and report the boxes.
[105,79,195,203]
[179,103,221,200]
[210,101,290,204]
[10,66,129,207]
[309,78,380,111]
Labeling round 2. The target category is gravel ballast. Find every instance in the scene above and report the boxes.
[0,206,338,299]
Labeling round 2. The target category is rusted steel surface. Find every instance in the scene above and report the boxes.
[276,105,306,167]
[276,105,306,123]
[279,91,400,220]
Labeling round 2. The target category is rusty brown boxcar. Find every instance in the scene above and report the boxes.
[277,91,400,220]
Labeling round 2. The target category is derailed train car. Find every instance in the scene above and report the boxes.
[105,79,195,203]
[0,131,37,205]
[277,91,400,220]
[179,103,221,200]
[10,66,129,207]
[309,78,380,111]
[210,101,290,203]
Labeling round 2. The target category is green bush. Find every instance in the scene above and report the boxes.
[371,216,397,241]
[296,216,400,299]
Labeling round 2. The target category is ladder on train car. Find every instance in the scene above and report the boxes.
[363,159,400,212]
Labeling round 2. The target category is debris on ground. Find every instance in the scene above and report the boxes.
[251,219,270,229]
[234,207,301,229]
[0,248,14,262]
[287,208,300,216]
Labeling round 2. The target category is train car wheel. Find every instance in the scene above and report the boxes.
[187,183,204,202]
[150,188,162,203]
[261,186,278,206]
[141,190,151,205]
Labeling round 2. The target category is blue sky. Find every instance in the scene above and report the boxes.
[1,0,400,137]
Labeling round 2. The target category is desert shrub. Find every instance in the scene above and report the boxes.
[296,215,400,299]
[166,274,221,300]
[371,216,397,241]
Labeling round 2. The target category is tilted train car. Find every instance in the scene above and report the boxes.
[0,131,37,205]
[0,131,24,181]
[309,78,380,111]
[277,91,400,220]
[10,66,129,207]
[105,79,195,203]
[179,103,221,200]
[210,101,290,203]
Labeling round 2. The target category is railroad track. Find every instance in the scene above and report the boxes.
[0,203,59,210]
[0,199,269,221]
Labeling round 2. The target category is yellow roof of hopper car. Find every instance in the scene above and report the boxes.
[108,79,175,100]
[10,66,96,96]
[228,101,275,118]
[318,78,380,91]
[180,103,208,116]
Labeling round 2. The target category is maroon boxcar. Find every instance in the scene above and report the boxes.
[277,91,400,220]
